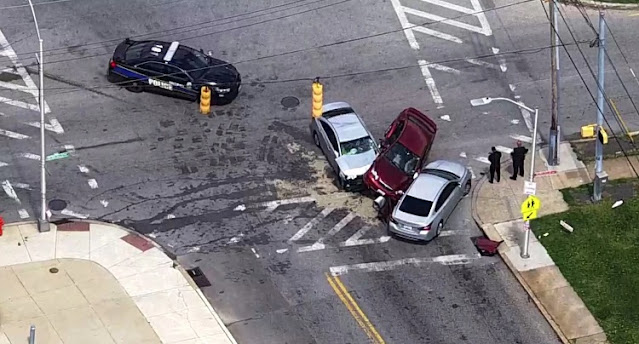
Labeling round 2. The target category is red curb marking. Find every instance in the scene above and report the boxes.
[121,233,153,252]
[534,170,558,177]
[57,222,90,231]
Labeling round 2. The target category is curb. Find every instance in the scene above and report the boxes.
[560,0,639,9]
[470,166,570,344]
[5,219,238,344]
[77,220,239,344]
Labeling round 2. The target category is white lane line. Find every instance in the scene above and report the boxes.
[18,209,29,219]
[496,146,513,154]
[438,229,471,237]
[2,180,20,204]
[78,165,89,173]
[419,0,475,13]
[298,212,357,252]
[165,214,176,219]
[468,167,476,179]
[19,153,40,160]
[260,196,316,212]
[251,247,260,258]
[26,118,65,134]
[87,179,98,189]
[0,128,29,139]
[492,47,508,72]
[510,134,534,143]
[418,60,444,108]
[288,208,334,243]
[329,254,481,276]
[412,26,463,44]
[340,235,392,247]
[276,248,288,254]
[0,29,51,113]
[520,109,534,133]
[13,183,30,189]
[471,0,493,36]
[466,58,500,70]
[402,7,491,35]
[390,0,420,50]
[427,62,461,74]
[0,95,41,112]
[60,209,89,219]
[475,156,490,164]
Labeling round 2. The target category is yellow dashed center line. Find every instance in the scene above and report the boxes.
[325,273,386,344]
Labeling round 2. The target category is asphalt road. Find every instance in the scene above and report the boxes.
[4,0,637,343]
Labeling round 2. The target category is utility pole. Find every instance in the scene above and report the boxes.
[27,0,49,232]
[548,0,560,166]
[593,10,608,202]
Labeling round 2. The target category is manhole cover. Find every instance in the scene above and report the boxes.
[48,199,67,211]
[281,96,300,109]
[49,267,59,273]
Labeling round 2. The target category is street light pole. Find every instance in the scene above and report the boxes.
[27,0,49,231]
[470,97,538,259]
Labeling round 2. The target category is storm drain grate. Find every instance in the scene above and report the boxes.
[186,267,211,287]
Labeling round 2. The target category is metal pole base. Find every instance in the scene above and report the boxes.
[592,171,608,203]
[547,129,559,166]
[37,218,50,232]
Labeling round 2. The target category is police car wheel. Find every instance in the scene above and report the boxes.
[125,82,143,93]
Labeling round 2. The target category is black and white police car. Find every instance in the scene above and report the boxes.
[107,39,241,105]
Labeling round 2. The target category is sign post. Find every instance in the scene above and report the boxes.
[520,195,541,258]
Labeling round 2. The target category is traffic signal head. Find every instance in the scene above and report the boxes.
[598,127,608,144]
[312,81,323,118]
[200,86,211,115]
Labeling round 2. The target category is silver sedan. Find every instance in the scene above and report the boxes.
[384,160,472,241]
[309,102,379,191]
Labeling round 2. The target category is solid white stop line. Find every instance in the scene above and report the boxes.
[329,254,481,276]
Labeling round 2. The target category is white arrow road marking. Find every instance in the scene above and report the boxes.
[475,156,490,164]
[2,180,20,204]
[260,196,316,212]
[0,128,29,139]
[60,209,89,219]
[329,254,481,276]
[288,208,334,243]
[87,179,98,189]
[18,209,29,219]
[26,119,65,134]
[465,58,500,70]
[418,60,444,108]
[341,226,392,247]
[298,212,357,252]
[496,146,513,154]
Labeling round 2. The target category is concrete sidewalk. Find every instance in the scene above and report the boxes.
[0,220,237,344]
[471,142,638,344]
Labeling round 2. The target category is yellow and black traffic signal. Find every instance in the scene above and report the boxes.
[200,86,211,115]
[312,78,323,118]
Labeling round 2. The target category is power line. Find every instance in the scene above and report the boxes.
[541,1,639,178]
[7,0,536,70]
[9,0,322,58]
[8,0,351,64]
[0,38,590,100]
[0,0,73,10]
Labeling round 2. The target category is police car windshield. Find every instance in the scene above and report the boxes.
[171,47,210,79]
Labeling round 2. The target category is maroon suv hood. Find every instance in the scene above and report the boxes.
[372,156,410,192]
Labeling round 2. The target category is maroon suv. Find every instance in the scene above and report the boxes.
[363,108,437,201]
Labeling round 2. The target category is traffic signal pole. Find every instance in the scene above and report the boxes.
[593,11,608,202]
[547,0,560,166]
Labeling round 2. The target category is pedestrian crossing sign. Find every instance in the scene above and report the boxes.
[520,195,541,220]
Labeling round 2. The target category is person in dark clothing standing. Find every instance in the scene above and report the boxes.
[488,147,501,183]
[510,141,529,180]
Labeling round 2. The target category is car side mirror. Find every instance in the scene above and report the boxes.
[373,196,386,211]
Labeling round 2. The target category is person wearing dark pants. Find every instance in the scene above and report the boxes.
[488,147,501,183]
[510,141,529,180]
